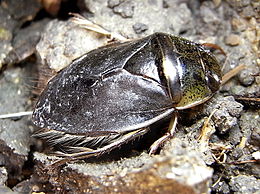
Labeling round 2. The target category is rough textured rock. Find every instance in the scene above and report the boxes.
[0,0,42,70]
[85,0,193,38]
[31,138,213,194]
[229,175,260,194]
[0,167,8,185]
[0,67,33,156]
[0,66,34,188]
[3,19,48,66]
[204,96,244,134]
[36,19,107,72]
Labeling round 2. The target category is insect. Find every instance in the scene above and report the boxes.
[32,32,222,162]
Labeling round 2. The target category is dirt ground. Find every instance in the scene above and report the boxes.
[0,0,259,193]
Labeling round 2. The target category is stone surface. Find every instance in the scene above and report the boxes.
[132,22,148,34]
[229,175,260,194]
[203,96,244,134]
[0,0,42,70]
[0,167,8,185]
[36,19,107,72]
[3,19,49,66]
[31,138,213,194]
[225,34,241,46]
[85,0,193,38]
[0,66,34,189]
[0,7,16,69]
[0,67,33,156]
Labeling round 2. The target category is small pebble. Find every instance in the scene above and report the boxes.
[213,0,222,7]
[107,0,120,8]
[112,1,134,18]
[231,18,246,31]
[225,34,241,46]
[252,151,260,160]
[238,71,255,86]
[133,23,148,34]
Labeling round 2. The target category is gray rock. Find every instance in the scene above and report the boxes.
[0,65,33,190]
[0,185,18,194]
[238,68,256,87]
[211,178,230,194]
[132,23,148,34]
[230,175,260,194]
[0,167,7,185]
[0,8,15,69]
[36,20,107,72]
[3,19,48,66]
[85,0,193,38]
[32,138,213,194]
[0,0,42,69]
[109,0,135,18]
[239,110,260,140]
[0,68,32,156]
[204,96,244,134]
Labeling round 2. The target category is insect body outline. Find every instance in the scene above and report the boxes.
[32,32,222,162]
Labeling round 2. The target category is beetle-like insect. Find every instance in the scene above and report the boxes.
[32,32,221,161]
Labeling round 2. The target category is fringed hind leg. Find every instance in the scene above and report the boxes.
[34,128,149,167]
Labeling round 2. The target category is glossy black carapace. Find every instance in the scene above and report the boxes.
[32,32,221,161]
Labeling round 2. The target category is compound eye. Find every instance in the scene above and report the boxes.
[206,72,221,93]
